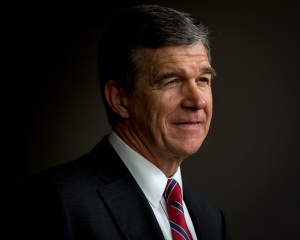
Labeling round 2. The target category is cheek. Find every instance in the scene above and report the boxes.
[204,90,213,109]
[158,94,180,119]
[207,96,213,110]
[131,93,161,123]
[132,89,179,126]
[205,96,213,129]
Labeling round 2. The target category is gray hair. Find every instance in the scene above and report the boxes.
[97,4,211,125]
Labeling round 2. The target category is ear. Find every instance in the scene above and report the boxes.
[104,80,130,118]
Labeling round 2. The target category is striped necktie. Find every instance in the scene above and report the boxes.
[164,178,193,240]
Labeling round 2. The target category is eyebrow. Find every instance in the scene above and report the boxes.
[154,66,217,83]
[203,67,217,78]
[154,71,182,83]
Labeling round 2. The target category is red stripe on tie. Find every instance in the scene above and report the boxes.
[164,179,193,240]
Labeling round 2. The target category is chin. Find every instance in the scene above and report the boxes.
[176,141,203,156]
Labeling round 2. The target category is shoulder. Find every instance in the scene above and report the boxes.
[21,135,114,198]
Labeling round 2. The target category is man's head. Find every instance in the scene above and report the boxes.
[98,4,212,123]
[98,4,215,173]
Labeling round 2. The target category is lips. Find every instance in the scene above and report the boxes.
[173,118,205,125]
[170,122,203,133]
[174,122,201,127]
[176,121,201,124]
[170,113,206,127]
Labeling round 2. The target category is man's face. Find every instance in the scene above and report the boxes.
[127,42,214,161]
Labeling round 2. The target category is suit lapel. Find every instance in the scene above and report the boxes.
[90,136,165,240]
[97,177,164,240]
[183,184,222,240]
[183,187,206,238]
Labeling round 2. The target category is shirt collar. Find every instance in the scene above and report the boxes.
[108,131,183,208]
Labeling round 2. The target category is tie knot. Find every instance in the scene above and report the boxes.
[164,178,182,204]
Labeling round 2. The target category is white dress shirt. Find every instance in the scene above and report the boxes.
[108,131,197,240]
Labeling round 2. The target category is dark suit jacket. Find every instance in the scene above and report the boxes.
[19,135,229,240]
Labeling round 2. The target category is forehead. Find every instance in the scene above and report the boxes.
[137,42,211,72]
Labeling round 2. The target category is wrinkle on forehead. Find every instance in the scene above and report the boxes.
[134,42,212,87]
[149,43,208,62]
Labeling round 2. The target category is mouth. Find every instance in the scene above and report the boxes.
[176,121,201,125]
[174,121,203,130]
[175,119,204,124]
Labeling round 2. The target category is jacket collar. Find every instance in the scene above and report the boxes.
[89,135,165,239]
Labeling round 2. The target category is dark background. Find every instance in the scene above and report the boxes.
[9,0,300,239]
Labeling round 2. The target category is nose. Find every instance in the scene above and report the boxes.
[181,82,206,110]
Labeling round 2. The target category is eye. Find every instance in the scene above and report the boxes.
[198,77,211,85]
[167,79,176,84]
[165,78,180,85]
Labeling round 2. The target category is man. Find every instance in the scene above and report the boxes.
[20,4,229,240]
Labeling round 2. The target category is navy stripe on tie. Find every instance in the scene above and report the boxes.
[170,200,184,213]
[165,179,177,203]
[170,221,191,240]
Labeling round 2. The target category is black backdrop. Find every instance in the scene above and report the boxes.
[9,0,300,239]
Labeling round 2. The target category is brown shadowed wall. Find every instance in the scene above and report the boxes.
[10,1,300,239]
